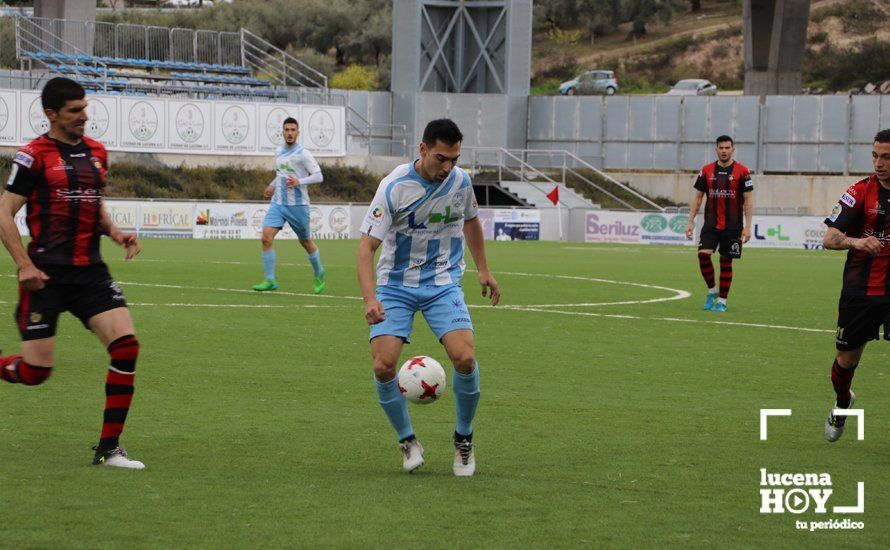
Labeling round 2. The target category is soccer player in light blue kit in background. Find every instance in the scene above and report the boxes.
[253,117,325,293]
[356,119,501,476]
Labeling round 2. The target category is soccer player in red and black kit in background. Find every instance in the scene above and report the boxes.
[0,78,145,468]
[821,128,890,442]
[684,135,754,312]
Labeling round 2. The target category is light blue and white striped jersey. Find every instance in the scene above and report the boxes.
[362,161,478,288]
[271,144,322,206]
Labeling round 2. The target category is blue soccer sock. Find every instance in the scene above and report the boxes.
[262,249,276,280]
[375,377,414,441]
[307,249,324,276]
[453,363,480,437]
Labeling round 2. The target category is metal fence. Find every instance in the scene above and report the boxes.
[527,95,890,175]
[19,16,243,67]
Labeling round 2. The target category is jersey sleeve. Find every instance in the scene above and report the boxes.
[740,168,753,192]
[463,175,478,221]
[693,170,707,192]
[5,149,41,197]
[299,150,322,174]
[825,185,861,231]
[362,182,395,241]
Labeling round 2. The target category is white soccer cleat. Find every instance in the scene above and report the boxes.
[399,439,424,473]
[93,446,146,469]
[453,438,476,477]
[825,392,855,443]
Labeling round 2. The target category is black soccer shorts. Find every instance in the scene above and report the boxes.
[698,227,742,258]
[835,295,890,351]
[14,263,128,341]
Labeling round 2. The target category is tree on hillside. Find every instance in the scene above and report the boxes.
[624,0,685,37]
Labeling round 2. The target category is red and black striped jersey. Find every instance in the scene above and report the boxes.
[693,161,753,232]
[825,175,890,298]
[5,134,108,266]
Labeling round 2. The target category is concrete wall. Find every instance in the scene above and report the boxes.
[615,171,855,215]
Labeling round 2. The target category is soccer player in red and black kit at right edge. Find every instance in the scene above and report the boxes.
[0,77,145,468]
[685,135,754,312]
[821,128,890,442]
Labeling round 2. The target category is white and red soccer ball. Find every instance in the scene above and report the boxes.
[397,356,446,404]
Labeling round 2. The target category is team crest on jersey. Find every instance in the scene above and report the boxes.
[840,193,856,208]
[29,312,42,323]
[829,203,842,222]
[13,151,34,168]
[452,193,464,211]
[90,156,103,170]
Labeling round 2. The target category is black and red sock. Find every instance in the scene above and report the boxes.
[719,256,733,299]
[0,355,52,385]
[98,335,139,453]
[698,252,715,289]
[831,360,856,408]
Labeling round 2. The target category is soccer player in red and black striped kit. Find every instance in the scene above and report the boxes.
[0,78,145,468]
[684,135,754,312]
[821,128,890,442]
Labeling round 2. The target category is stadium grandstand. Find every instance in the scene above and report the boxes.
[13,14,327,101]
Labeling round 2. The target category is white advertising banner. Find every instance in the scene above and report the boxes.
[0,90,16,144]
[585,211,645,244]
[120,98,166,150]
[139,202,194,238]
[194,202,253,239]
[214,102,256,152]
[258,104,298,152]
[1,88,346,157]
[85,95,118,148]
[167,100,213,152]
[105,200,140,232]
[301,105,345,156]
[585,210,831,249]
[19,92,48,142]
[309,204,351,240]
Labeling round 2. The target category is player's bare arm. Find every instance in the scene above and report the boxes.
[823,226,881,255]
[0,191,49,290]
[262,178,275,200]
[741,190,754,243]
[463,216,500,306]
[357,234,386,324]
[99,203,140,260]
[685,189,705,239]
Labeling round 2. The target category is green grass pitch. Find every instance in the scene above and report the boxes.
[0,239,887,548]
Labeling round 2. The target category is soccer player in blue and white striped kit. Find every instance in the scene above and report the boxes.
[253,117,325,293]
[356,119,500,476]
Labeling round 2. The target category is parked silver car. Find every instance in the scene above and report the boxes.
[559,70,619,96]
[666,79,718,96]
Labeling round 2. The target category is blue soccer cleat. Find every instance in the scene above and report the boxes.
[711,301,727,313]
[703,293,717,310]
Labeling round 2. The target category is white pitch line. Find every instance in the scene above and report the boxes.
[499,305,834,334]
[490,270,691,308]
[117,281,363,301]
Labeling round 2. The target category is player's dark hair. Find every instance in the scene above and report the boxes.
[422,118,463,147]
[716,135,734,146]
[283,117,299,128]
[41,77,85,112]
[874,129,890,143]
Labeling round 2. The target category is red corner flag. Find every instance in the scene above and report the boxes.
[546,185,560,206]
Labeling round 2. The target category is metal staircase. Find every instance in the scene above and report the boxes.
[461,148,664,211]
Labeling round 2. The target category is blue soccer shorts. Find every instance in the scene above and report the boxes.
[370,283,474,343]
[263,203,310,240]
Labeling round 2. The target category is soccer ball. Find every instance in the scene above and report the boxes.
[398,356,447,404]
